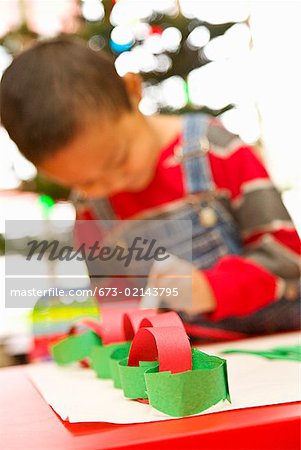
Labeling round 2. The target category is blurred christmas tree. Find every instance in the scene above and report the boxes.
[74,0,238,116]
[0,0,252,199]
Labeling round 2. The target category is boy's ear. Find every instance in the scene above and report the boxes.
[123,73,143,108]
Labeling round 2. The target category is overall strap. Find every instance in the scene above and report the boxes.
[71,191,117,220]
[180,113,214,194]
[88,197,117,220]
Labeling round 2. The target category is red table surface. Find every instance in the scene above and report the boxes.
[0,365,300,450]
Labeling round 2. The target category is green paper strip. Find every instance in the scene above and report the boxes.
[117,348,230,416]
[51,330,102,365]
[144,348,230,417]
[222,344,301,362]
[109,344,132,388]
[118,359,159,399]
[91,342,132,379]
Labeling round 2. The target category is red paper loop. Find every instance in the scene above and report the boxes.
[123,309,157,340]
[128,326,192,374]
[139,311,185,330]
[68,310,186,348]
[100,308,129,344]
[68,309,147,344]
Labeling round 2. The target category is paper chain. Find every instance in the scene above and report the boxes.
[51,310,230,417]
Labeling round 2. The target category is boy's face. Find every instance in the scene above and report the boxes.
[39,109,160,198]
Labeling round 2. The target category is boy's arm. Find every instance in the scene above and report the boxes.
[202,121,300,320]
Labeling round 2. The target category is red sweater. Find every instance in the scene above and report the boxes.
[78,123,301,320]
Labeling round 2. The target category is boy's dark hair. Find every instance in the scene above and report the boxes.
[0,37,131,164]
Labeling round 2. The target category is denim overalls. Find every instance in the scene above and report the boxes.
[83,114,300,339]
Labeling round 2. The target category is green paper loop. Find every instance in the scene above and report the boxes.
[109,344,132,388]
[118,359,159,399]
[117,348,230,416]
[145,348,230,417]
[51,330,102,365]
[91,342,132,379]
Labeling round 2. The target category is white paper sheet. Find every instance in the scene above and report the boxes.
[27,331,301,424]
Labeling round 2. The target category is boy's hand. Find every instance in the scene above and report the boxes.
[142,255,216,314]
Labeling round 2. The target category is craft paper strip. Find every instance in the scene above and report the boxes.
[123,309,156,340]
[222,344,301,361]
[144,348,230,417]
[118,359,158,399]
[91,342,131,379]
[128,326,192,373]
[100,308,130,343]
[139,311,185,330]
[109,345,132,388]
[52,330,102,365]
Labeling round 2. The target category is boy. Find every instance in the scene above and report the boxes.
[1,38,300,338]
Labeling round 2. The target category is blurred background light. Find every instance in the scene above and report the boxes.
[110,25,135,52]
[161,27,182,52]
[139,83,161,114]
[139,96,159,115]
[221,104,261,144]
[0,46,12,75]
[115,50,138,75]
[88,34,106,51]
[144,33,164,54]
[151,0,178,15]
[25,0,78,36]
[0,129,37,190]
[249,1,301,190]
[179,0,249,24]
[188,62,232,109]
[110,0,152,26]
[132,22,151,41]
[204,23,251,61]
[132,45,157,72]
[187,26,210,49]
[81,0,105,22]
[160,76,187,109]
[155,54,172,73]
[115,45,158,75]
[0,0,21,38]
